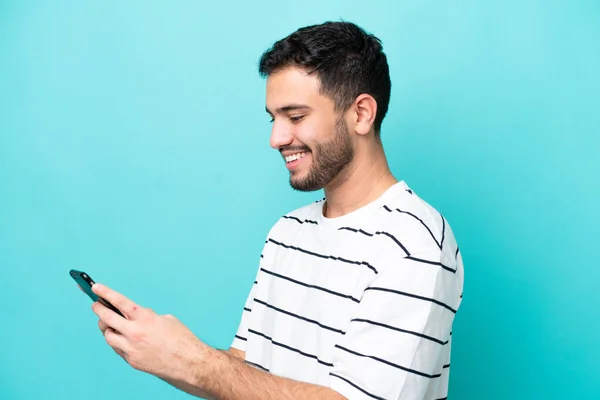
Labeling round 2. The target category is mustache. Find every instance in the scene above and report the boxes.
[279,145,311,153]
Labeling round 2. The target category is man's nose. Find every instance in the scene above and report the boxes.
[269,120,294,150]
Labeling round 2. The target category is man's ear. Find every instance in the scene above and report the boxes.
[354,94,377,136]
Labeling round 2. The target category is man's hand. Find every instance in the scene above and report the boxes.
[91,284,346,400]
[91,283,208,383]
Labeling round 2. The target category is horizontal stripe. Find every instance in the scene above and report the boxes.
[338,226,410,256]
[455,246,460,258]
[406,256,456,273]
[267,238,378,274]
[235,334,247,341]
[249,329,333,367]
[283,215,318,225]
[350,318,447,345]
[436,397,448,400]
[243,307,252,312]
[382,205,442,249]
[245,360,269,372]
[335,344,442,379]
[365,287,457,313]
[260,267,360,303]
[254,298,344,334]
[329,373,386,400]
[443,363,450,369]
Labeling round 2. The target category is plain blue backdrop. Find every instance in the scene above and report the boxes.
[1,1,599,399]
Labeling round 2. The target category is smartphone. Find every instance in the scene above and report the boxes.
[69,269,125,318]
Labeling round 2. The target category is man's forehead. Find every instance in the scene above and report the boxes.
[265,67,325,111]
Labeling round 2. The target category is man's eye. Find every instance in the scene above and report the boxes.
[290,115,304,123]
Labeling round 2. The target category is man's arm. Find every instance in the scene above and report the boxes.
[227,347,245,360]
[170,347,347,400]
[91,278,346,400]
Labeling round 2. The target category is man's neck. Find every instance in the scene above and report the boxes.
[322,145,397,219]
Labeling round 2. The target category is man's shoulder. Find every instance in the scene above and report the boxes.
[373,182,459,256]
[266,198,324,233]
[283,198,324,222]
[380,184,442,225]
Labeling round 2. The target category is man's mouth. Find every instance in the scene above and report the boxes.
[284,152,309,163]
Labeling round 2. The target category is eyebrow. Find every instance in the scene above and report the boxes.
[265,104,312,115]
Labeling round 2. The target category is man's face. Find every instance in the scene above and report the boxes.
[265,67,354,192]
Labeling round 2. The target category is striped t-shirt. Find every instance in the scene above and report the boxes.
[231,181,464,400]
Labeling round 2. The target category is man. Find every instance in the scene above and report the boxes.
[90,21,464,400]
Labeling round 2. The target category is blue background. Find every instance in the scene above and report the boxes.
[1,1,598,399]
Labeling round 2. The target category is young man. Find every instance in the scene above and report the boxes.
[90,21,464,400]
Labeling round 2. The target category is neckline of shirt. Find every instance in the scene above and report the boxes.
[314,180,410,229]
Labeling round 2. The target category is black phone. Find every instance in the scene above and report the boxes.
[69,269,125,318]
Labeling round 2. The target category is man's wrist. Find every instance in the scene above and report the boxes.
[184,344,230,395]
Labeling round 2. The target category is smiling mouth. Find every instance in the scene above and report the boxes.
[284,152,309,163]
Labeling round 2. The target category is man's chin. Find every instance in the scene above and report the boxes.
[289,176,323,192]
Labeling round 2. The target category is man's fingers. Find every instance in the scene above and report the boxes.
[114,348,127,360]
[104,327,130,354]
[98,319,109,333]
[92,301,128,333]
[92,283,140,319]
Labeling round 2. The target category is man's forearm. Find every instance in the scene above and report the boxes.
[174,348,346,400]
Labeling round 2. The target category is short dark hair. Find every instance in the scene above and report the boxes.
[258,21,391,135]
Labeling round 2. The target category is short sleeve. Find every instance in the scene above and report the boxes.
[231,221,283,352]
[230,272,259,352]
[328,248,463,400]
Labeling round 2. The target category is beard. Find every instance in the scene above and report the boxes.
[289,116,354,192]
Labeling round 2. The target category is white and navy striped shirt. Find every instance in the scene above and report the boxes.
[232,181,464,400]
